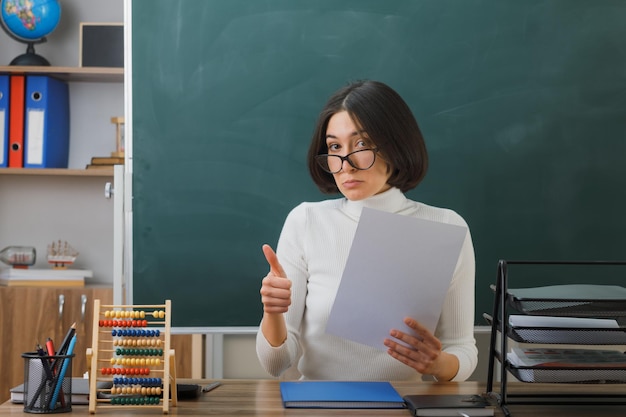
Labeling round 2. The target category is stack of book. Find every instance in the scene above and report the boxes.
[0,268,93,287]
[85,155,124,170]
[11,379,112,404]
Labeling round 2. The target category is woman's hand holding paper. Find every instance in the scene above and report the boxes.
[385,317,460,381]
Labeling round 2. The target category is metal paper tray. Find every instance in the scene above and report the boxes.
[508,326,626,345]
[507,295,626,317]
[507,364,626,384]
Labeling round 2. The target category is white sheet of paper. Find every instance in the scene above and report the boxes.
[325,207,467,351]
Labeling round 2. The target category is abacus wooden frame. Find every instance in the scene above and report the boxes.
[86,299,177,414]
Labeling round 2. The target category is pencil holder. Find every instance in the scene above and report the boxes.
[22,352,74,413]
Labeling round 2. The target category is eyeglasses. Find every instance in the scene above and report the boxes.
[315,148,379,174]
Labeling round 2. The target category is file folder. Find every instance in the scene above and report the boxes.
[23,75,70,168]
[279,381,405,409]
[8,74,25,168]
[0,75,8,167]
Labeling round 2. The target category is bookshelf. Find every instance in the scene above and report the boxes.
[0,68,121,402]
[0,64,120,275]
[0,65,124,175]
[0,0,124,404]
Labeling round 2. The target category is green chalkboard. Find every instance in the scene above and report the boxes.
[132,0,626,327]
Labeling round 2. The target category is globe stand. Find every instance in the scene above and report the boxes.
[1,6,55,67]
[10,41,50,66]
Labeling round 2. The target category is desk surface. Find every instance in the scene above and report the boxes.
[2,379,626,416]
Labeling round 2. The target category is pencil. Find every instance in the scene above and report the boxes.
[51,322,76,370]
[56,322,76,356]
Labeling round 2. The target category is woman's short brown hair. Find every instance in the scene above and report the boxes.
[307,80,428,194]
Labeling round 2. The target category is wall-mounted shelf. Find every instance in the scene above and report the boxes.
[0,168,114,177]
[0,66,123,83]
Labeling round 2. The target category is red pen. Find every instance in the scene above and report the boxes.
[46,338,55,357]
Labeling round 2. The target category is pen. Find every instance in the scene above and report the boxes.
[36,343,53,380]
[46,337,55,356]
[201,381,221,393]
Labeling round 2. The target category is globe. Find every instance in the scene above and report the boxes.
[0,0,62,66]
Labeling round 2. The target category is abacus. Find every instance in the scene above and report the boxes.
[86,300,177,414]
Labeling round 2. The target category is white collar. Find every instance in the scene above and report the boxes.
[341,187,409,220]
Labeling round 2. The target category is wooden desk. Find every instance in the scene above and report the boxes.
[1,379,625,416]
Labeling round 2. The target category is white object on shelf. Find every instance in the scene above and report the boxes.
[0,268,93,279]
[509,315,619,329]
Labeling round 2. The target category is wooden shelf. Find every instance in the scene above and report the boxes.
[0,66,123,82]
[0,167,114,177]
[0,67,122,176]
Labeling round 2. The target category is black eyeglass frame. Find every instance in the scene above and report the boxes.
[315,148,379,174]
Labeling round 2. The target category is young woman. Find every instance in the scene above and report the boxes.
[256,80,477,381]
